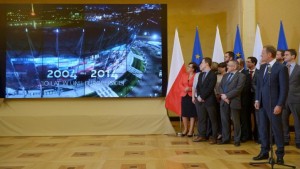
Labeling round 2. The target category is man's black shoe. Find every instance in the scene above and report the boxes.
[296,143,300,149]
[217,140,230,145]
[234,142,240,147]
[241,138,247,143]
[277,157,284,165]
[284,142,290,146]
[252,153,269,160]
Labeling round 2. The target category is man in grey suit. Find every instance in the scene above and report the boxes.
[282,49,300,149]
[253,45,289,165]
[218,60,246,146]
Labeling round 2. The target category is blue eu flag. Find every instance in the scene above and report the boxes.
[233,26,245,60]
[277,21,288,50]
[191,27,203,66]
[233,25,245,68]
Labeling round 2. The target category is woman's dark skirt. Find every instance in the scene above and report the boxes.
[181,94,197,118]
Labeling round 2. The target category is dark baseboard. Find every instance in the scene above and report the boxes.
[169,116,295,132]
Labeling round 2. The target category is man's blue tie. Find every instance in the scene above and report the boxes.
[226,73,233,83]
[202,72,207,82]
[224,73,233,92]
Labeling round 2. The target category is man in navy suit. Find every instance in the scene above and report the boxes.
[253,45,289,165]
[276,50,285,64]
[282,49,300,149]
[193,57,218,144]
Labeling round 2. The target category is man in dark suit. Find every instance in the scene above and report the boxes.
[246,56,260,142]
[237,58,252,142]
[224,51,234,63]
[193,57,218,144]
[282,49,300,149]
[253,45,289,165]
[218,60,246,146]
[276,50,285,64]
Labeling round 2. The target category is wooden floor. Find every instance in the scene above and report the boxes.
[0,122,299,169]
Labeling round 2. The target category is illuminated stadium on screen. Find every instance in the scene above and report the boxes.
[1,4,167,98]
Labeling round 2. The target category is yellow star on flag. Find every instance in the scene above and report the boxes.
[236,52,241,58]
[195,54,200,59]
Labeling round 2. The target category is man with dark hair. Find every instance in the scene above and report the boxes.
[276,50,285,64]
[246,56,260,142]
[247,56,258,66]
[224,51,235,63]
[237,58,252,142]
[282,49,300,149]
[218,60,245,146]
[253,45,289,164]
[193,57,218,144]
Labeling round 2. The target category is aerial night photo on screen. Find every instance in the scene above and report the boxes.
[3,4,167,98]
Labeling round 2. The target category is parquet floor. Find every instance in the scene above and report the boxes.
[0,122,299,169]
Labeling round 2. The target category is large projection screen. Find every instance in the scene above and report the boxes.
[0,4,167,98]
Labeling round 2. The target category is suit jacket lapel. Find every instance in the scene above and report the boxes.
[258,64,267,85]
[198,72,204,86]
[222,73,230,89]
[202,70,212,84]
[290,64,299,80]
[268,62,280,81]
[260,64,267,80]
[227,72,237,85]
[204,71,210,82]
[253,68,258,79]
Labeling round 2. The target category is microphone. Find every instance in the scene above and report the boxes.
[267,64,271,74]
[267,64,271,86]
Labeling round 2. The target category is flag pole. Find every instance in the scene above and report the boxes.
[166,108,182,136]
[177,115,183,136]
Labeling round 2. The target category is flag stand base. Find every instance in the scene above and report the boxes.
[176,115,183,137]
[177,132,183,137]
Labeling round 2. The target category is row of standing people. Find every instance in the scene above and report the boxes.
[179,45,300,165]
[180,56,246,145]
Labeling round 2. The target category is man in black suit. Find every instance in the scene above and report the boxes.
[282,49,300,149]
[253,45,289,164]
[218,60,246,146]
[276,50,285,64]
[237,58,252,142]
[246,56,260,142]
[193,57,218,144]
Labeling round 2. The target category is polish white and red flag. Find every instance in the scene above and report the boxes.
[165,29,186,115]
[253,24,263,69]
